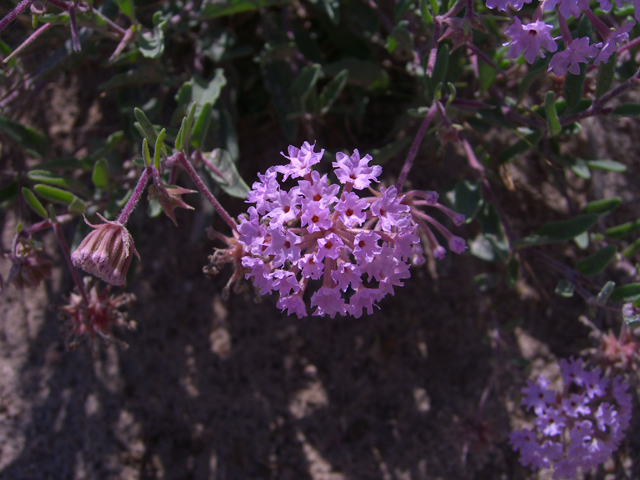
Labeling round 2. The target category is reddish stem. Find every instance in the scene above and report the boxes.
[0,0,34,32]
[176,153,238,233]
[53,222,90,305]
[396,103,438,191]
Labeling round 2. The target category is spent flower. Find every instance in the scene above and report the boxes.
[71,213,140,286]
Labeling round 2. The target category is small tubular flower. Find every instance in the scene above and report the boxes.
[71,213,140,286]
[504,17,558,64]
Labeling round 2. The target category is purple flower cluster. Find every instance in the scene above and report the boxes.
[511,357,632,479]
[490,0,638,75]
[235,142,466,318]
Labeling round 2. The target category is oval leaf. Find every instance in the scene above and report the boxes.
[611,104,640,117]
[576,245,617,276]
[203,149,250,199]
[585,159,626,172]
[27,170,90,196]
[0,115,49,158]
[582,197,621,215]
[610,284,640,303]
[605,219,640,239]
[22,187,49,219]
[535,214,599,243]
[34,184,76,206]
[92,158,109,189]
[191,102,212,149]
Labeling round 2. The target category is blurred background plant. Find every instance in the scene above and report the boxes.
[2,0,640,477]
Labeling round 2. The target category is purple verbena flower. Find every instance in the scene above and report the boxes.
[232,142,467,318]
[504,17,558,64]
[511,358,632,478]
[549,37,601,76]
[595,21,635,65]
[543,0,589,19]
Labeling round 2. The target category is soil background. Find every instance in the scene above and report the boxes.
[2,24,640,480]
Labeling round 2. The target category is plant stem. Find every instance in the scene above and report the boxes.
[117,165,151,225]
[0,0,34,32]
[176,153,238,233]
[53,222,90,305]
[396,103,438,191]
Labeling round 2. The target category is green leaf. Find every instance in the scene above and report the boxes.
[177,69,227,118]
[535,214,600,242]
[0,115,49,158]
[182,103,197,152]
[26,170,90,197]
[142,138,151,166]
[319,69,349,115]
[31,158,91,171]
[605,219,640,239]
[154,128,166,170]
[175,118,186,151]
[419,0,433,23]
[22,187,49,219]
[582,197,621,215]
[449,180,483,223]
[68,196,86,214]
[611,283,640,303]
[34,184,77,206]
[191,102,212,149]
[545,91,561,136]
[113,0,134,18]
[201,0,288,18]
[576,245,617,276]
[394,0,415,23]
[584,159,626,172]
[134,107,158,144]
[595,53,616,98]
[611,104,640,117]
[92,158,109,189]
[568,158,591,179]
[498,130,542,163]
[516,214,600,247]
[595,281,616,305]
[291,64,322,113]
[564,66,587,113]
[203,149,250,198]
[138,12,167,59]
[622,237,640,258]
[555,279,575,298]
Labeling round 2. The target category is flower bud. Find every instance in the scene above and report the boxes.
[71,214,139,286]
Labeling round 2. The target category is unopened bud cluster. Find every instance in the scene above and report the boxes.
[510,357,632,479]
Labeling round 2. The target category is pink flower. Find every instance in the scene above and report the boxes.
[549,37,601,76]
[543,0,589,19]
[595,21,635,65]
[334,192,368,227]
[277,141,324,180]
[311,287,346,318]
[504,17,558,64]
[332,149,382,190]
